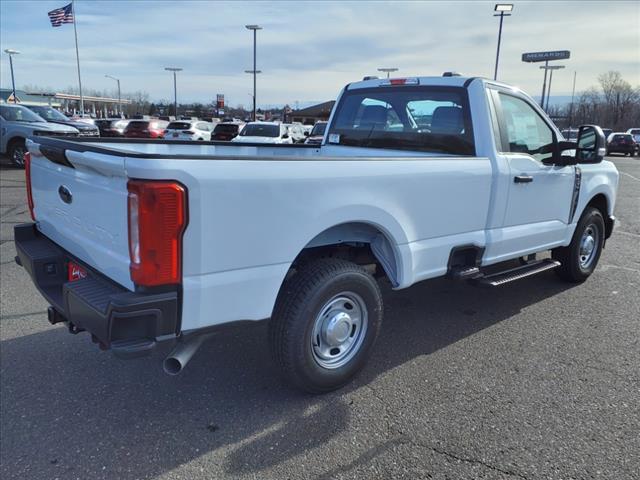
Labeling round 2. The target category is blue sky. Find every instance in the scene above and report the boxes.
[1,1,639,108]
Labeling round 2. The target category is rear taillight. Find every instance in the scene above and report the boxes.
[127,180,187,287]
[24,152,35,220]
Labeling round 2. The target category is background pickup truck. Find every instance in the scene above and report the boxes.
[15,75,618,393]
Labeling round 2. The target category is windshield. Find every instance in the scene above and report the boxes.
[214,124,240,134]
[0,105,46,123]
[327,86,475,155]
[311,122,327,136]
[166,122,192,130]
[30,106,68,121]
[240,124,280,137]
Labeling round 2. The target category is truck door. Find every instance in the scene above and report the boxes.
[487,89,575,261]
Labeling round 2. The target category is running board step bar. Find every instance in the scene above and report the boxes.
[474,259,561,287]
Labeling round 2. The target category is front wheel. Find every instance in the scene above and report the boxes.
[269,258,383,393]
[552,207,605,282]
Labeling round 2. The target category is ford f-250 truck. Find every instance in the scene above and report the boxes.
[14,75,618,393]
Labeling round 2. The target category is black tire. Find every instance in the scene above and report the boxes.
[8,138,27,168]
[552,207,605,283]
[269,258,383,393]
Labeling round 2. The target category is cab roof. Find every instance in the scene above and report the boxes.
[346,75,517,92]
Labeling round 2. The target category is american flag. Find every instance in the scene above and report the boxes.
[48,3,74,27]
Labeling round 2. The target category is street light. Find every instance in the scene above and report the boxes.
[105,74,121,116]
[539,64,565,111]
[377,67,398,79]
[493,4,513,81]
[164,67,182,118]
[4,49,20,102]
[245,24,262,121]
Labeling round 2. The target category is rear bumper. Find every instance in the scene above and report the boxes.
[14,223,179,356]
[607,145,635,154]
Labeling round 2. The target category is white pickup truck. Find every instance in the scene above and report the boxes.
[15,75,618,393]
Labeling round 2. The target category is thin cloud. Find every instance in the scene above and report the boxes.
[1,1,638,106]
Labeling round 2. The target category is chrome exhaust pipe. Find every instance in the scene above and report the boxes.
[163,334,212,375]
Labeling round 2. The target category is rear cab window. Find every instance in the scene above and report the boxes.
[327,85,475,155]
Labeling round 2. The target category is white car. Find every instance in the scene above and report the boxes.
[16,75,618,393]
[232,122,293,144]
[164,120,214,141]
[285,123,307,143]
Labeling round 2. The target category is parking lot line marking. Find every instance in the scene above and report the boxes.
[619,171,640,182]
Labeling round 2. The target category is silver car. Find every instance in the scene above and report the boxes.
[0,104,79,167]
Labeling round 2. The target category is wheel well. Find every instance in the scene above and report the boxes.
[292,222,400,287]
[7,136,26,149]
[586,194,613,238]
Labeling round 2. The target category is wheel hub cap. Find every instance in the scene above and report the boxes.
[579,224,599,268]
[311,293,368,369]
[324,312,353,346]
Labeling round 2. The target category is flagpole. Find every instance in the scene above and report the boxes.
[71,0,84,117]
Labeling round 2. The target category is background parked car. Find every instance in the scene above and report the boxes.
[285,123,307,143]
[26,105,99,137]
[627,128,640,155]
[212,121,245,141]
[304,121,327,145]
[164,120,214,141]
[0,104,79,167]
[94,118,131,137]
[606,133,636,156]
[231,122,293,144]
[123,119,168,139]
[601,128,613,141]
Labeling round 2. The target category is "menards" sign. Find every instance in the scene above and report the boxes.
[521,51,571,63]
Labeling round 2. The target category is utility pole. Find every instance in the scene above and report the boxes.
[569,71,577,127]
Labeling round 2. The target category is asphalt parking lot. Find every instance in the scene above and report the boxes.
[1,155,639,480]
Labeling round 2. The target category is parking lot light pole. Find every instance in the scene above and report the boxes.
[377,67,398,79]
[164,67,182,118]
[4,49,20,102]
[245,25,262,121]
[105,74,121,116]
[244,70,262,120]
[493,4,513,81]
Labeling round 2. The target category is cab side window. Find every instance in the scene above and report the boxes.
[499,93,554,163]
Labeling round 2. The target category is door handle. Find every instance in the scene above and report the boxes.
[514,175,533,184]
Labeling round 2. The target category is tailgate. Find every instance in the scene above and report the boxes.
[27,139,133,290]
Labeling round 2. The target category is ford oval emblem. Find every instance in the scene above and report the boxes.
[58,185,72,204]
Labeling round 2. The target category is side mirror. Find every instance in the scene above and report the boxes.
[282,133,289,139]
[304,131,309,136]
[575,125,606,164]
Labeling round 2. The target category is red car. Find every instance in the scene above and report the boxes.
[123,119,168,139]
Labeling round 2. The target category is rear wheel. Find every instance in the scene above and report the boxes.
[8,138,27,168]
[552,207,605,282]
[269,258,383,393]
